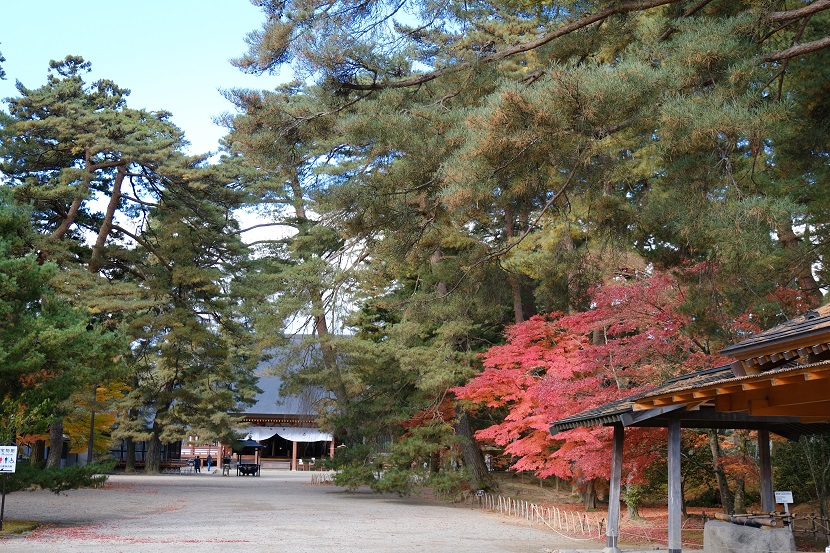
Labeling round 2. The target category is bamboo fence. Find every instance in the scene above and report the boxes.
[476,491,605,541]
[702,510,830,546]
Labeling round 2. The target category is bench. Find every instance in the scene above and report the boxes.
[160,459,191,474]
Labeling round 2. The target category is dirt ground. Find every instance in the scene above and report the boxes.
[0,470,607,553]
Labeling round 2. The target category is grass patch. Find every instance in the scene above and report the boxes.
[0,519,40,536]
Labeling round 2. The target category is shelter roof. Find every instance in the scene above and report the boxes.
[635,359,830,422]
[720,304,830,371]
[550,364,830,440]
[550,366,731,432]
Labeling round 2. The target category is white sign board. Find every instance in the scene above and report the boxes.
[775,490,793,504]
[0,446,17,473]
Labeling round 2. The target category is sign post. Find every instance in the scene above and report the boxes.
[774,490,794,530]
[0,445,18,531]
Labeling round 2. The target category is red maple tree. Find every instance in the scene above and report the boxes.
[454,270,728,483]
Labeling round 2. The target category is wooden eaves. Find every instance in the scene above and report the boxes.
[550,364,830,440]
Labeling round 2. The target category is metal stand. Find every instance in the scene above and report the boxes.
[1,473,7,531]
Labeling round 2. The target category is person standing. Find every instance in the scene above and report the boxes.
[206,454,213,471]
[194,455,202,473]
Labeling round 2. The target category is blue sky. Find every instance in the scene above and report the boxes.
[0,1,287,155]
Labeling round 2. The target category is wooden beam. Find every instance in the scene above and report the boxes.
[755,355,771,366]
[806,369,830,381]
[621,405,686,426]
[758,429,774,512]
[772,375,807,386]
[749,401,830,419]
[762,380,830,408]
[730,360,747,377]
[606,425,624,553]
[742,380,773,391]
[667,420,682,553]
[671,393,695,403]
[683,400,709,411]
[653,398,677,406]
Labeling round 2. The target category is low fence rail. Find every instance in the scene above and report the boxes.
[477,492,605,542]
[703,511,830,545]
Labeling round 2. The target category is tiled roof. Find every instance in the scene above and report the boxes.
[550,366,732,431]
[238,339,335,417]
[720,304,830,358]
[638,359,830,402]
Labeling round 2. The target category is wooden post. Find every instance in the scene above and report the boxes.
[605,423,624,553]
[668,419,682,553]
[291,440,298,471]
[758,429,774,512]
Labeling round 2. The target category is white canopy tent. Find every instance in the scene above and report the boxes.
[241,426,334,470]
[243,426,332,443]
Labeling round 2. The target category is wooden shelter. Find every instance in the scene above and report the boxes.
[229,349,336,471]
[551,305,830,553]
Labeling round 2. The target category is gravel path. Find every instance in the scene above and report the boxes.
[1,471,604,552]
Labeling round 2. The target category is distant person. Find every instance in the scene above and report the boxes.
[206,454,213,471]
[194,455,202,473]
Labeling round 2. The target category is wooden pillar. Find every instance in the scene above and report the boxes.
[330,439,335,458]
[758,429,774,512]
[667,419,682,553]
[291,440,298,471]
[605,424,624,553]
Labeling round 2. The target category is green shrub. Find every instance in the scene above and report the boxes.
[370,467,414,496]
[427,469,469,501]
[5,459,116,494]
[332,464,376,491]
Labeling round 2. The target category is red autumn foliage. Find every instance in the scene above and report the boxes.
[454,270,730,483]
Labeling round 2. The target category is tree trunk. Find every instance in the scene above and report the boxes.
[145,424,163,474]
[777,222,823,308]
[504,204,525,324]
[733,476,746,513]
[625,483,641,519]
[732,431,748,513]
[125,438,136,473]
[583,477,598,510]
[311,290,351,416]
[46,419,64,469]
[707,429,733,514]
[430,247,448,297]
[455,408,494,490]
[89,163,125,272]
[30,440,45,465]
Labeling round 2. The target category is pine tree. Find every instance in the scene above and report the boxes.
[1,58,260,470]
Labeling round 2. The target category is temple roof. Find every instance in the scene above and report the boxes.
[236,339,334,418]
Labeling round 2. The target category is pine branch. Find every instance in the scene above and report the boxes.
[767,0,830,23]
[111,223,171,270]
[764,36,830,61]
[341,0,683,90]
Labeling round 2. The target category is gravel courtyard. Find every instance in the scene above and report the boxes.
[0,470,603,553]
